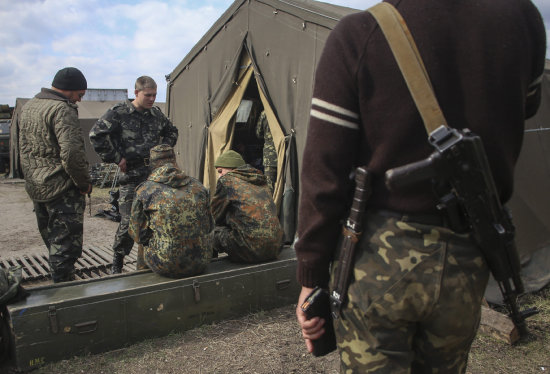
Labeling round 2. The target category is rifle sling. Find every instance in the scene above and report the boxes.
[367,3,448,134]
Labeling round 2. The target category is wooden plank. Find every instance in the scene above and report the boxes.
[478,305,519,345]
[83,248,106,267]
[77,252,97,268]
[25,255,50,275]
[18,256,40,278]
[0,258,13,270]
[73,258,86,271]
[87,245,112,264]
[13,258,34,279]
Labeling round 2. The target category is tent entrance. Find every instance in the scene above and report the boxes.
[232,86,265,173]
[204,52,286,210]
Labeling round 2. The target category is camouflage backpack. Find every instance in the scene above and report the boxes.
[0,266,28,363]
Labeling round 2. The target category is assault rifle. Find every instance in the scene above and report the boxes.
[385,125,536,336]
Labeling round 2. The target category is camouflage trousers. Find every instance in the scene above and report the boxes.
[113,177,146,257]
[33,187,85,283]
[332,211,489,374]
[211,226,278,263]
[144,240,212,279]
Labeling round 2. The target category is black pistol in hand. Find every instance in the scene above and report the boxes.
[300,286,337,357]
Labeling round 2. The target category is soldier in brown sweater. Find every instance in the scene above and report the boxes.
[294,1,546,372]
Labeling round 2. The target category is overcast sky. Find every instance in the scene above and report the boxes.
[0,0,548,107]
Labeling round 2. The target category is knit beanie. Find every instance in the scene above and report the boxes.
[214,150,245,168]
[150,144,176,165]
[52,67,87,91]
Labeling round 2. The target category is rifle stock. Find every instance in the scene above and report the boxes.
[385,126,532,336]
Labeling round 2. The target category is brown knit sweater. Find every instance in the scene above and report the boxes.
[295,0,547,288]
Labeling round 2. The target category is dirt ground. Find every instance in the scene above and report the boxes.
[1,177,548,374]
[0,178,119,259]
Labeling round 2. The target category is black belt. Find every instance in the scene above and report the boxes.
[371,209,448,227]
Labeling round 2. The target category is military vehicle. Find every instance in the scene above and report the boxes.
[0,104,12,174]
[0,246,299,371]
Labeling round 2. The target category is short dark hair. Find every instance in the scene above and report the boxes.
[135,76,157,91]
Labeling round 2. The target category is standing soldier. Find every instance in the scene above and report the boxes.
[255,110,277,194]
[294,0,546,372]
[211,150,282,263]
[129,145,213,278]
[90,76,178,274]
[19,67,92,283]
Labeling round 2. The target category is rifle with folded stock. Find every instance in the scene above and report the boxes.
[385,125,537,336]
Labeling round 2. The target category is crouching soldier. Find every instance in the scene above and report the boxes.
[211,150,283,263]
[128,145,213,278]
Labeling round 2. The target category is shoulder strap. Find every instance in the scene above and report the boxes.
[367,2,448,134]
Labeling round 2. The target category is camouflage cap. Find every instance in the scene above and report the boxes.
[150,144,175,163]
[214,150,245,168]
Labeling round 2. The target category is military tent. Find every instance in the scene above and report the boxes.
[166,0,358,243]
[501,60,550,297]
[167,0,549,295]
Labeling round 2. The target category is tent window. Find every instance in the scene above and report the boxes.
[235,100,253,123]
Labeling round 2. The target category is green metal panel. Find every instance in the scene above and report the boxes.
[6,247,299,371]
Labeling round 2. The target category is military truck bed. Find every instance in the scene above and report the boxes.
[3,246,299,371]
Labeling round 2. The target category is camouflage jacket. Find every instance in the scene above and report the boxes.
[211,164,283,252]
[19,88,91,202]
[89,100,178,178]
[129,164,213,278]
[255,112,277,167]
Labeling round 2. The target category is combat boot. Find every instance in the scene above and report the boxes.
[52,271,75,283]
[111,253,124,274]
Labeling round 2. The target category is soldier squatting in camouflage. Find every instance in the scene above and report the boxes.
[89,95,178,270]
[129,145,213,278]
[255,111,277,194]
[211,151,283,263]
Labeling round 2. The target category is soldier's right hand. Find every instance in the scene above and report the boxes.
[296,286,327,354]
[80,183,92,195]
[118,158,127,173]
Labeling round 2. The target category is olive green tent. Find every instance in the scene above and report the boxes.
[503,61,550,296]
